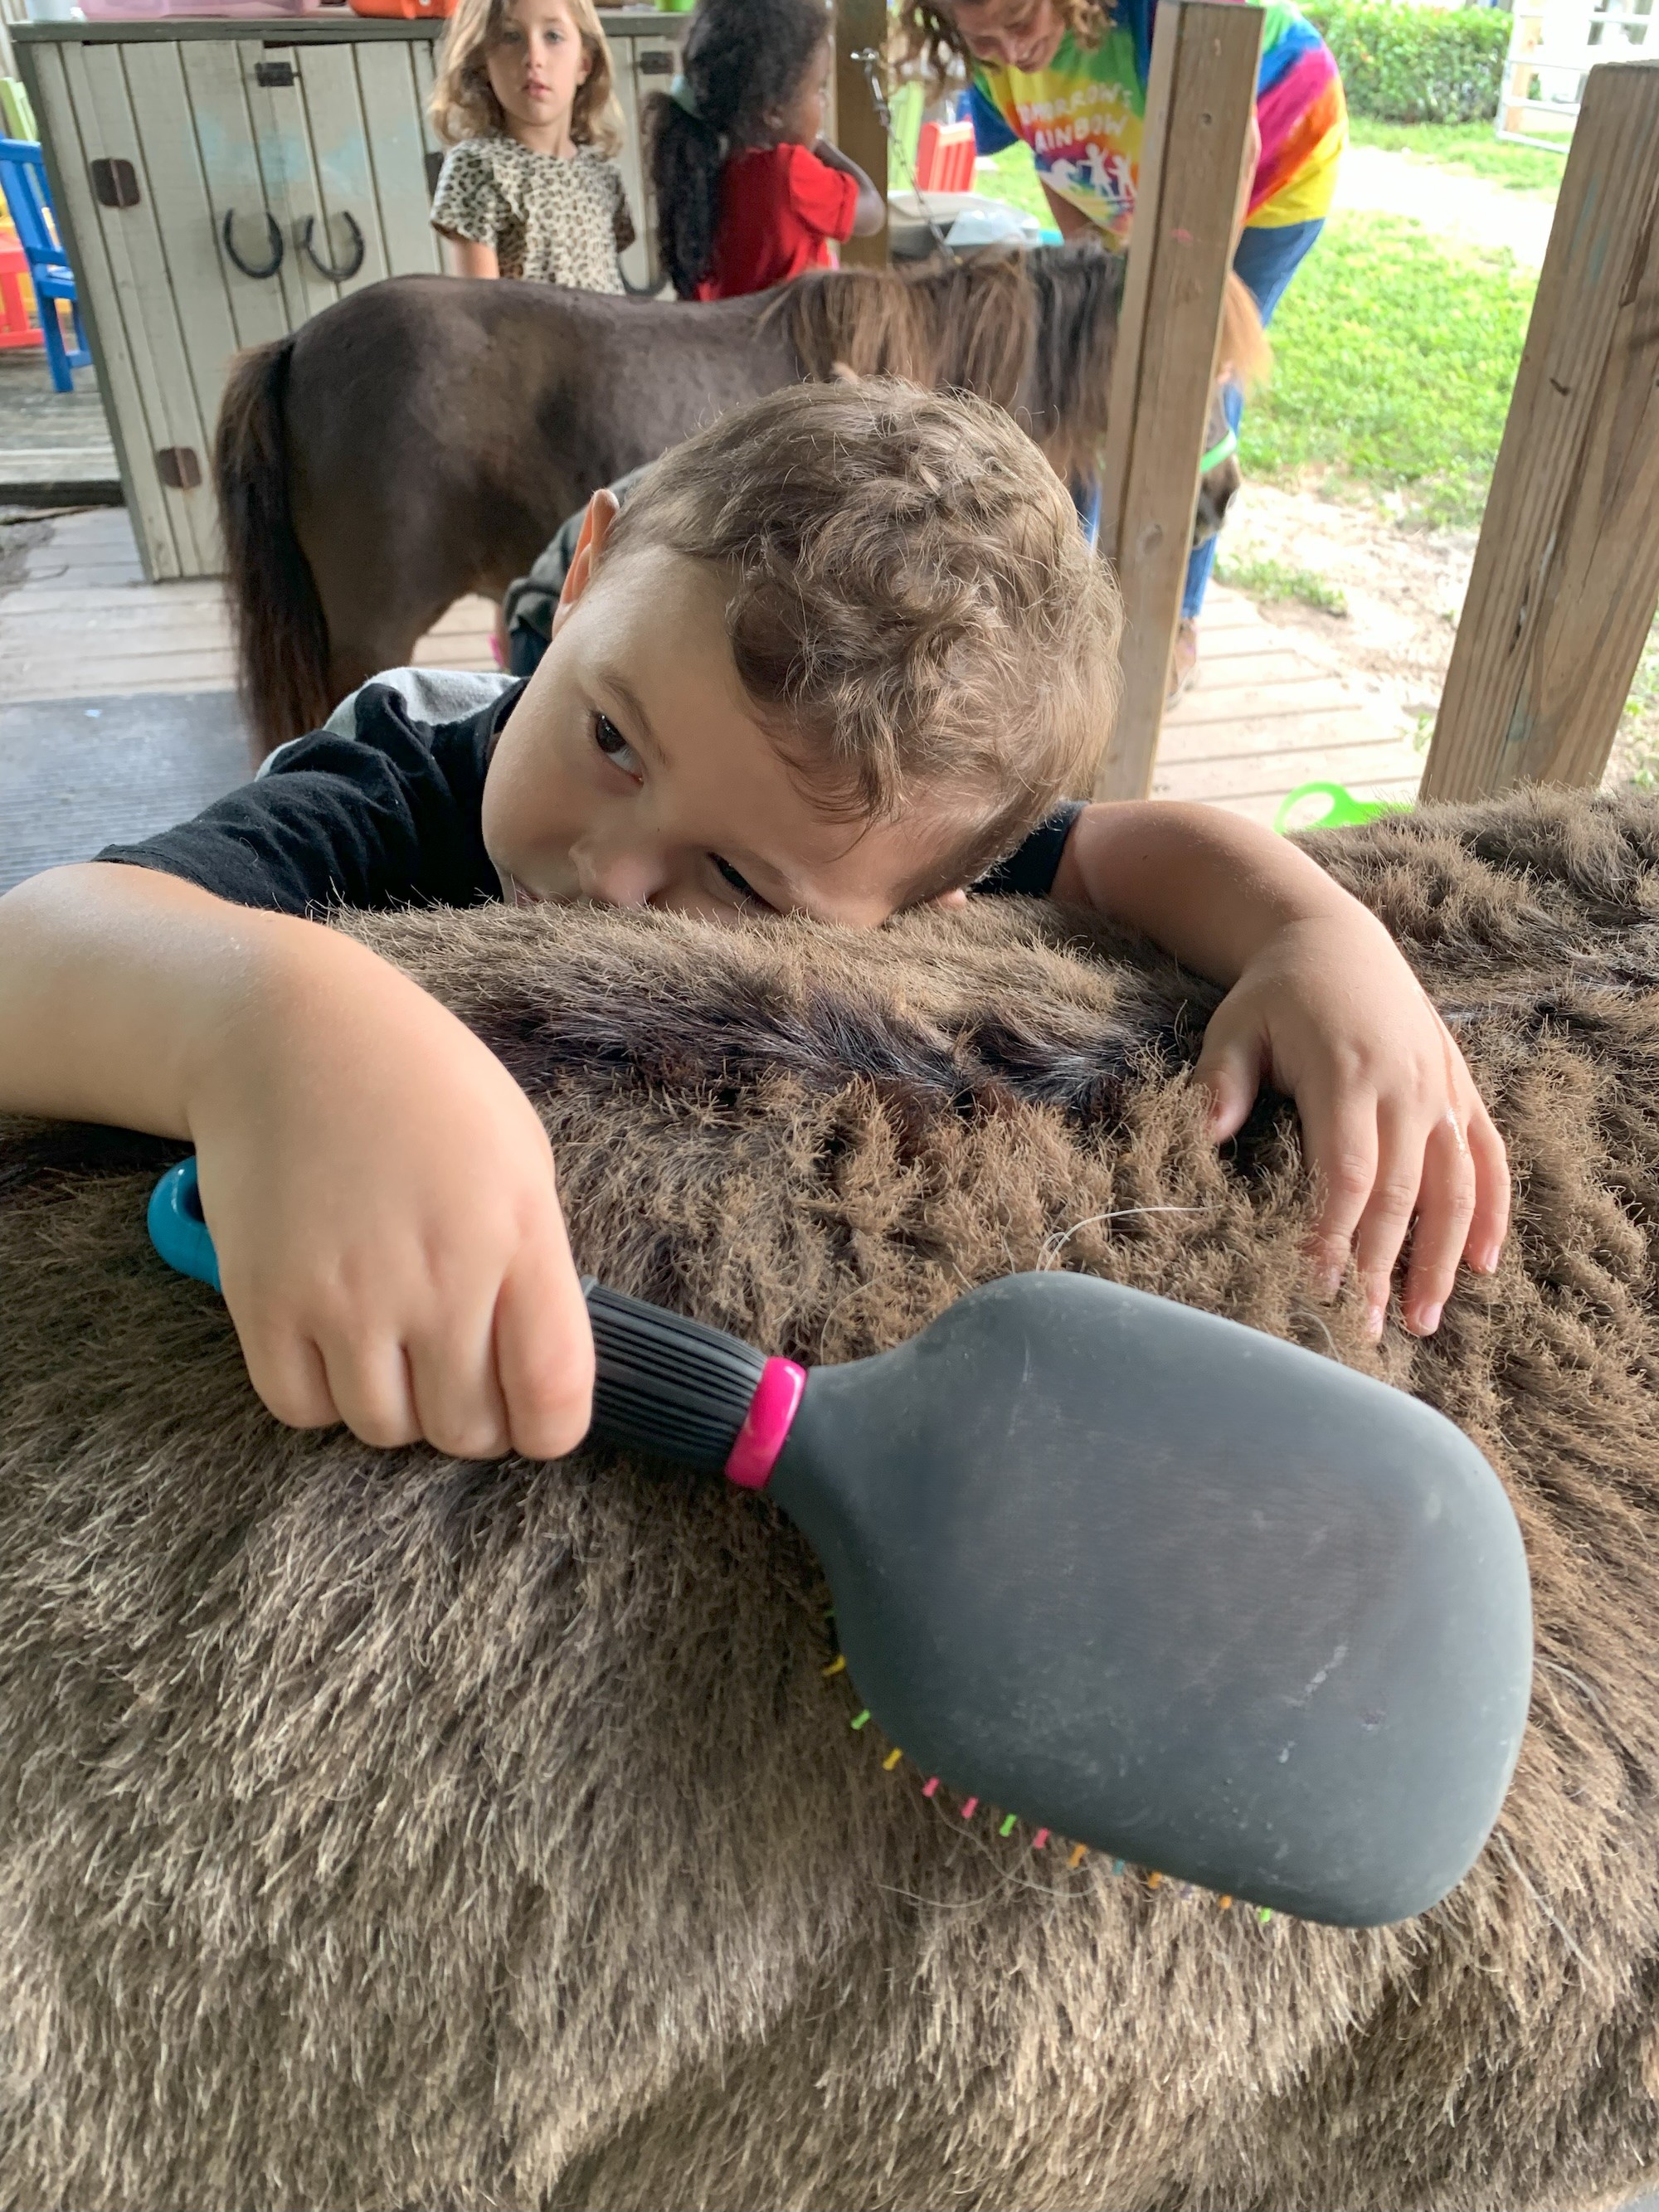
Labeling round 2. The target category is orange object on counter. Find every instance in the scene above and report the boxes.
[348,0,455,17]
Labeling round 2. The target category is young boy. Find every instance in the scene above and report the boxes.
[0,383,1506,1466]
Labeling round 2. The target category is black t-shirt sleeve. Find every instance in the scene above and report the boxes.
[973,802,1084,899]
[95,680,522,916]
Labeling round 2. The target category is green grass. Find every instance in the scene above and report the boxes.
[1345,115,1569,196]
[1214,554,1348,615]
[1241,211,1536,528]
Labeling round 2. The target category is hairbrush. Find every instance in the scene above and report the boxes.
[148,1155,1532,1927]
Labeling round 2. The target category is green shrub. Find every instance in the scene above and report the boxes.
[1305,2,1511,125]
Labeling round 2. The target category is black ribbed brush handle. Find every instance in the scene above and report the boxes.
[581,1280,769,1474]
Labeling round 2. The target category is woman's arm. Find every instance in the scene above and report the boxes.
[440,232,500,279]
[1051,804,1510,1339]
[812,138,888,237]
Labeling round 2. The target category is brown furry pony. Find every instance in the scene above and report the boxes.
[7,788,1659,2212]
[213,246,1262,762]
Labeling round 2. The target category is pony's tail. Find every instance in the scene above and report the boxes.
[213,336,332,760]
[1219,270,1272,391]
[645,93,725,299]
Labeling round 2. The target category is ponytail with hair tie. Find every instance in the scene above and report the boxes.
[646,0,833,297]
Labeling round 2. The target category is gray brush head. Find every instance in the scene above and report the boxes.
[771,1271,1533,1927]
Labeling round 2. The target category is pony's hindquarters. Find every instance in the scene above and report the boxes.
[214,337,333,763]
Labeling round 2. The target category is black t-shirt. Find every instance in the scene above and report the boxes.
[96,672,1082,913]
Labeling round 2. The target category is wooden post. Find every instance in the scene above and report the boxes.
[833,0,887,269]
[1093,0,1263,801]
[1422,61,1659,802]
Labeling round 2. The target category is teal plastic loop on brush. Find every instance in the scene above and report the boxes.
[148,1157,221,1291]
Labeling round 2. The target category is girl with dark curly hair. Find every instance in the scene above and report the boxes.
[646,0,884,300]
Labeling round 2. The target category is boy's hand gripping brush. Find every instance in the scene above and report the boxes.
[149,1155,1532,1928]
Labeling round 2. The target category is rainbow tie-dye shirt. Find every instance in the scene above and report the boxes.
[968,0,1345,247]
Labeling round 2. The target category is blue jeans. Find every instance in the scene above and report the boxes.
[1180,216,1324,620]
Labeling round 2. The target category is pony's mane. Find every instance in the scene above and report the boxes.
[771,243,1267,485]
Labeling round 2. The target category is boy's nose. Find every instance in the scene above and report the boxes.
[572,841,666,910]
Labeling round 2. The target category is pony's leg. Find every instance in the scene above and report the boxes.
[292,474,475,715]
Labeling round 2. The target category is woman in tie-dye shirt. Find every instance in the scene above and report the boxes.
[900,0,1345,697]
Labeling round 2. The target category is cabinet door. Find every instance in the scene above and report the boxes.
[355,36,443,277]
[617,31,681,294]
[51,37,223,576]
[179,36,294,351]
[236,42,346,327]
[273,39,440,291]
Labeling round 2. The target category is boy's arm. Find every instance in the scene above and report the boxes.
[0,863,591,1459]
[1049,803,1510,1339]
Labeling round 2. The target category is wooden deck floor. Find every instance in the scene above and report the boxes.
[0,504,1426,883]
[0,351,120,507]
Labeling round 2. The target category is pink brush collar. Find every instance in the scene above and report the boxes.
[724,1357,807,1490]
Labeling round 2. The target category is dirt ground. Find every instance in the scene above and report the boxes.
[1211,475,1659,796]
[1213,141,1659,797]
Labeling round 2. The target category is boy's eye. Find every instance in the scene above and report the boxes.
[592,712,643,779]
[713,854,770,909]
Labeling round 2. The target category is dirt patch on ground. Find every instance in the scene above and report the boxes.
[0,510,54,596]
[1210,477,1659,795]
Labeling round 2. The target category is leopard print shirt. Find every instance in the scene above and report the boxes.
[431,136,635,291]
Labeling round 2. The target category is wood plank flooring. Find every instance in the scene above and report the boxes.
[0,350,120,502]
[0,506,496,707]
[0,506,1426,860]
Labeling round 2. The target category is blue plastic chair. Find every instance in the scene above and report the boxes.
[0,139,91,393]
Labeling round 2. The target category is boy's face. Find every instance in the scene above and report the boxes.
[480,495,968,928]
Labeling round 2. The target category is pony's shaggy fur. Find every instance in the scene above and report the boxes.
[7,790,1659,2211]
[215,246,1257,761]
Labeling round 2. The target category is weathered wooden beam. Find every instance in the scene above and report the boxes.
[1422,61,1659,803]
[1094,0,1263,802]
[833,0,888,269]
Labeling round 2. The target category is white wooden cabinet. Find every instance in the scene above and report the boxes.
[13,12,684,581]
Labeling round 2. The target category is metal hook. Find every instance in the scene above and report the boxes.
[849,46,957,265]
[221,208,284,281]
[299,210,366,283]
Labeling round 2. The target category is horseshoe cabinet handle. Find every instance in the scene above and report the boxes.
[299,211,365,282]
[221,208,284,280]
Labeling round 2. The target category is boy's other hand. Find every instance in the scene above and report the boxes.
[1192,910,1509,1343]
[192,932,594,1461]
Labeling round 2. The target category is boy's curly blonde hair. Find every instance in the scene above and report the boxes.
[431,0,624,156]
[606,382,1121,896]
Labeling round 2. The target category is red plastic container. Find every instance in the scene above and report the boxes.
[0,241,43,355]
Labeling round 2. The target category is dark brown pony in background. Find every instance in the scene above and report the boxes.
[215,244,1268,759]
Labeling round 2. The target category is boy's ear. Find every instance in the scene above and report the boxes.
[552,489,620,634]
[930,887,970,910]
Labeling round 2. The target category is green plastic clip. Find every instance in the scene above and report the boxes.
[1272,780,1413,837]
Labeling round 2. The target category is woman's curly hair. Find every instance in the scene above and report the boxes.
[431,0,624,155]
[891,0,1104,83]
[646,0,834,299]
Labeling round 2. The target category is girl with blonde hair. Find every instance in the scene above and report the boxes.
[430,0,635,292]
